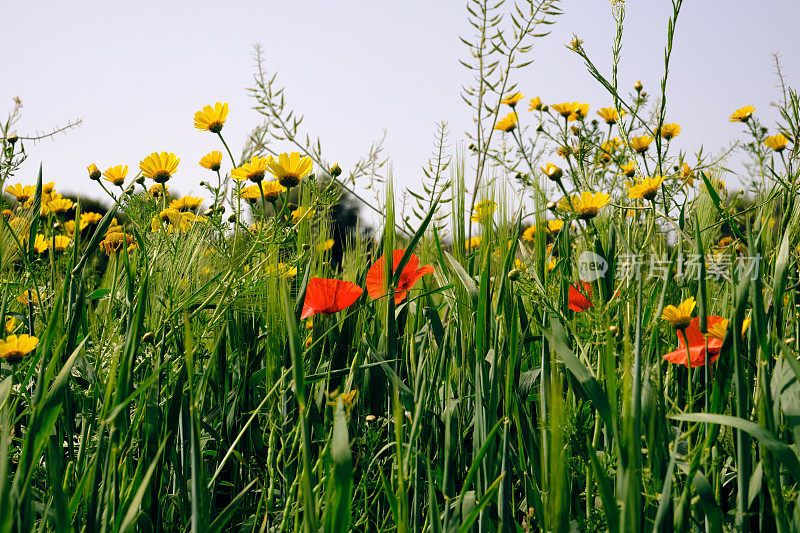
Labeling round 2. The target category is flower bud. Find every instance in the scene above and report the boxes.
[135,176,145,185]
[507,269,521,281]
[88,163,101,181]
[142,331,155,344]
[302,243,311,251]
[329,163,342,178]
[546,201,558,212]
[634,80,643,92]
[7,134,18,145]
[542,105,549,112]
[228,213,236,223]
[609,325,619,335]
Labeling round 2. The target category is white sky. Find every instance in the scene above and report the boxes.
[2,1,798,219]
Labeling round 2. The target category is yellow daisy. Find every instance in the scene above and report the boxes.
[627,176,664,201]
[500,92,524,107]
[661,296,695,329]
[558,192,610,220]
[103,165,128,187]
[568,103,590,121]
[232,155,272,183]
[169,196,203,211]
[47,198,74,214]
[679,163,694,187]
[528,97,543,111]
[0,334,39,363]
[199,151,223,171]
[240,181,286,203]
[706,317,751,340]
[764,133,790,152]
[629,135,654,153]
[140,152,180,183]
[658,123,681,140]
[268,152,314,188]
[471,199,497,224]
[317,239,335,252]
[51,235,71,252]
[522,226,537,243]
[193,102,229,133]
[729,105,755,123]
[597,107,626,125]
[33,234,48,253]
[148,184,170,198]
[494,112,518,132]
[5,184,34,203]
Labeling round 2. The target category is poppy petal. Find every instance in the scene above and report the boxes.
[302,278,363,318]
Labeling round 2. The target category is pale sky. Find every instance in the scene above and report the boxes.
[2,1,798,218]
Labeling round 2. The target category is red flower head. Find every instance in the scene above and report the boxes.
[366,249,434,304]
[301,278,364,319]
[568,282,593,312]
[663,316,725,368]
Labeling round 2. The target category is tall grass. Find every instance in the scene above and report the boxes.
[1,0,800,531]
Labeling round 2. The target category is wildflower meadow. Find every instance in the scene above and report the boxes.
[2,1,800,531]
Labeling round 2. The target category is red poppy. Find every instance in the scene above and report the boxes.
[301,277,364,319]
[366,249,434,304]
[568,282,593,312]
[663,316,725,367]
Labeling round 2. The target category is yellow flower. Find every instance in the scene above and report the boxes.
[679,163,694,187]
[47,198,74,214]
[729,105,754,123]
[5,184,34,203]
[81,212,103,226]
[558,192,610,220]
[634,80,643,91]
[103,165,128,186]
[661,296,696,329]
[100,232,136,255]
[148,184,170,198]
[199,151,223,171]
[500,92,524,107]
[465,236,482,250]
[169,196,203,211]
[528,97,543,111]
[764,133,790,152]
[707,317,751,340]
[17,290,39,307]
[629,135,653,153]
[471,199,497,223]
[494,112,518,132]
[232,155,272,183]
[569,37,583,50]
[522,226,537,243]
[151,208,182,232]
[268,152,314,188]
[264,263,297,278]
[193,102,229,133]
[545,220,564,234]
[568,103,590,121]
[105,218,123,235]
[317,239,335,252]
[33,234,48,253]
[597,107,625,125]
[658,123,681,140]
[557,145,572,158]
[43,182,55,194]
[627,176,664,201]
[291,206,316,222]
[551,103,575,117]
[0,334,39,363]
[87,163,101,180]
[139,152,180,183]
[240,181,286,203]
[5,316,17,334]
[51,235,71,252]
[540,163,563,181]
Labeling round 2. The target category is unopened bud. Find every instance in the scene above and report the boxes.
[546,201,558,212]
[634,80,643,92]
[508,268,521,281]
[125,186,135,195]
[142,331,155,344]
[542,105,549,112]
[7,134,18,145]
[609,325,619,335]
[329,163,342,177]
[227,213,236,223]
[135,176,145,185]
[302,243,311,251]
